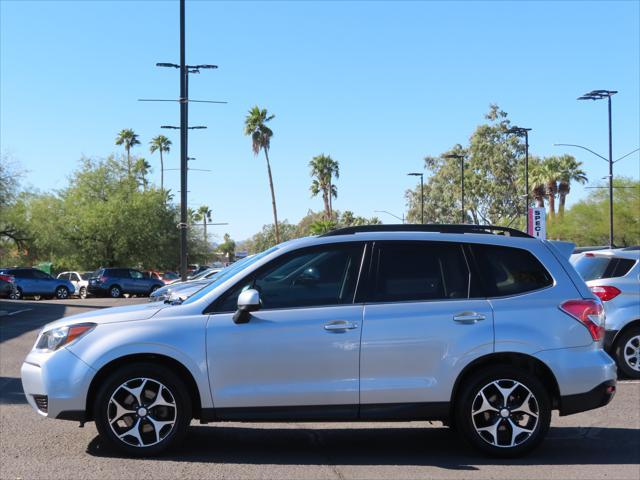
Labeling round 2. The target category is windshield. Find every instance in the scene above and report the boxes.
[182,248,277,305]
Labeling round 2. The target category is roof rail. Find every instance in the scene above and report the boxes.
[621,245,640,251]
[320,224,532,238]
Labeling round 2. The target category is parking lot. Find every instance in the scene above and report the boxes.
[1,298,639,480]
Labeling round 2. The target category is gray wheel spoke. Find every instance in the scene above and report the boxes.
[147,387,175,410]
[476,418,501,445]
[510,392,538,418]
[109,398,136,423]
[118,418,143,445]
[122,379,148,406]
[623,335,640,371]
[508,418,534,447]
[146,417,174,444]
[473,390,500,415]
[493,381,518,407]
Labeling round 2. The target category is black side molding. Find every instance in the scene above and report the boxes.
[559,380,616,416]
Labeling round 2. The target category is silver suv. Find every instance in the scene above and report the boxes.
[571,247,640,378]
[21,225,616,457]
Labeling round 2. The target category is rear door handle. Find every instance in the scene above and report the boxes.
[453,312,486,324]
[324,321,359,332]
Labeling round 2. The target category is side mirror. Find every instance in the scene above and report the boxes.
[233,289,261,324]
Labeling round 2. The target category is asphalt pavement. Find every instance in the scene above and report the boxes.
[1,298,639,480]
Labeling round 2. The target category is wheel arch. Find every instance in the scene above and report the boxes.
[613,319,640,346]
[85,353,203,421]
[450,352,561,419]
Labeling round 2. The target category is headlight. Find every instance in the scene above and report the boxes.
[36,323,96,352]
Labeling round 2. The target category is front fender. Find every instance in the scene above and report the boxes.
[67,315,213,408]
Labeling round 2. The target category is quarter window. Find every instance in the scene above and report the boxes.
[368,242,471,303]
[471,244,553,296]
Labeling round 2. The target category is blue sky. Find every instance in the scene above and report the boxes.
[1,0,639,241]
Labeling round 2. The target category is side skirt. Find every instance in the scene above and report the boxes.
[200,402,450,424]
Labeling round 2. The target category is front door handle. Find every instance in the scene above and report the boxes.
[324,321,359,332]
[453,312,486,324]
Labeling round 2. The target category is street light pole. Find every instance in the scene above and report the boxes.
[443,153,466,223]
[578,90,617,247]
[505,127,532,234]
[179,0,188,281]
[407,172,424,224]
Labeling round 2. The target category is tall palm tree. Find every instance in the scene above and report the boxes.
[557,155,587,218]
[244,106,280,243]
[309,154,340,219]
[133,158,152,190]
[115,129,141,176]
[541,156,561,221]
[149,135,172,190]
[194,205,213,244]
[524,157,547,208]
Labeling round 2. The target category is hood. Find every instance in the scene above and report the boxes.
[42,301,168,330]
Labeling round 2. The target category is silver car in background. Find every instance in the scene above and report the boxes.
[149,268,223,303]
[571,247,640,378]
[21,225,616,458]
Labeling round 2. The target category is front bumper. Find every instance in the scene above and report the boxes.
[21,347,95,420]
[559,380,616,416]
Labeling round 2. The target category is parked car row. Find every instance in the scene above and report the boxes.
[0,268,76,300]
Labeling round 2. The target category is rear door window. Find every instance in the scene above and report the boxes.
[367,242,471,303]
[471,244,553,297]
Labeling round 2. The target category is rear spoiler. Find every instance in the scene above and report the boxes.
[546,240,576,259]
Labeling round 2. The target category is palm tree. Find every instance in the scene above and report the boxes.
[524,157,547,208]
[149,135,172,190]
[194,205,213,244]
[133,158,152,190]
[115,129,141,176]
[557,155,587,218]
[541,156,561,221]
[309,154,340,219]
[244,106,280,243]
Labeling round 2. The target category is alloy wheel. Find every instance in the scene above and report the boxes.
[56,287,69,299]
[623,335,640,372]
[107,377,177,448]
[471,379,539,448]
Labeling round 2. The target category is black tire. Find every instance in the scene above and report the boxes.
[10,287,22,300]
[79,287,87,299]
[93,362,192,457]
[455,365,551,457]
[613,325,640,379]
[109,285,122,298]
[55,286,69,300]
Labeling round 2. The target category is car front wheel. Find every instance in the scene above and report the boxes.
[109,286,121,298]
[455,366,551,457]
[614,326,640,379]
[93,363,192,456]
[79,286,87,299]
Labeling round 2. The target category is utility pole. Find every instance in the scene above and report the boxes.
[407,172,424,224]
[578,90,617,247]
[443,153,466,224]
[506,127,532,234]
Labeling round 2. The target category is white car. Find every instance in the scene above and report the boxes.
[57,271,90,299]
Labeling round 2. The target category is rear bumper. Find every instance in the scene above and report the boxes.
[87,285,108,295]
[559,380,616,416]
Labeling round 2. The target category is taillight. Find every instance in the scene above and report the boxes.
[560,299,605,341]
[589,285,621,302]
[0,274,14,283]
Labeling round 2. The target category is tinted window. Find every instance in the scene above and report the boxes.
[130,270,144,279]
[32,270,50,279]
[472,245,552,296]
[573,255,636,281]
[368,242,470,303]
[215,244,364,312]
[10,269,32,278]
[107,269,128,278]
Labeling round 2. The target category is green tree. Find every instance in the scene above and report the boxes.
[309,154,339,219]
[309,219,337,235]
[193,205,213,244]
[541,156,561,222]
[244,106,280,243]
[218,233,236,262]
[133,158,152,191]
[115,128,140,176]
[149,135,172,190]
[556,155,587,218]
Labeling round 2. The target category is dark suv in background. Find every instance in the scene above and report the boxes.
[88,268,164,298]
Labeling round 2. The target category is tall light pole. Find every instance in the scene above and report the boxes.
[374,210,405,224]
[506,126,532,234]
[578,89,617,247]
[408,172,424,224]
[444,153,466,223]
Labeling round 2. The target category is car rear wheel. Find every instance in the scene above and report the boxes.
[614,326,640,379]
[93,363,192,456]
[455,366,551,457]
[55,286,69,300]
[79,287,87,299]
[9,287,22,300]
[109,285,122,298]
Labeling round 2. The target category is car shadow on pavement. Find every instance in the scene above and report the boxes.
[0,300,70,344]
[86,424,640,468]
[0,377,26,405]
